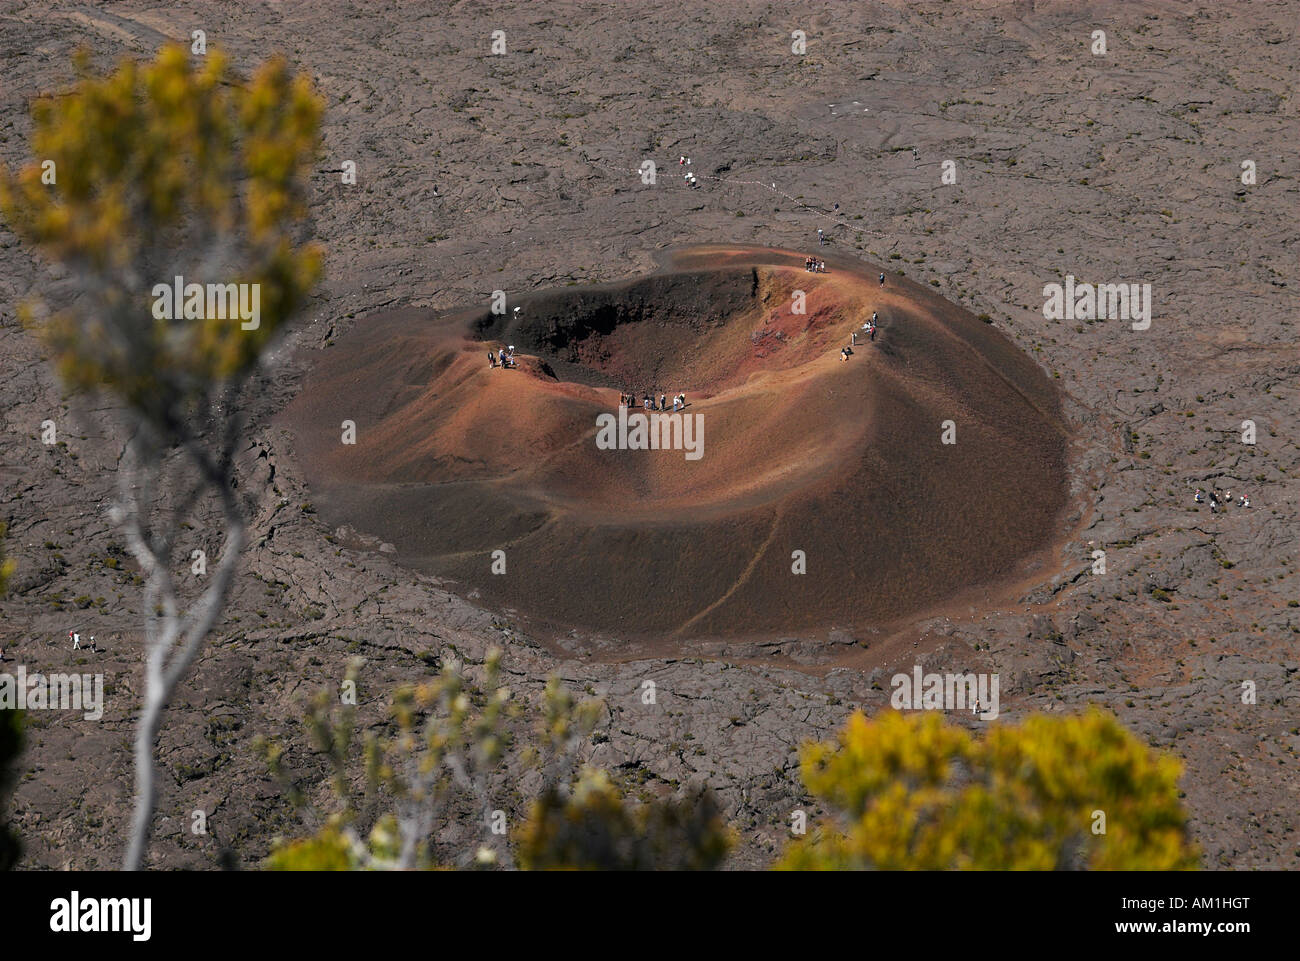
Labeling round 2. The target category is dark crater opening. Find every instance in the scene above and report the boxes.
[471,268,760,390]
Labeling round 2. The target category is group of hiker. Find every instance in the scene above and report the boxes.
[68,629,99,652]
[0,628,102,664]
[854,312,879,344]
[805,257,827,272]
[1195,488,1250,512]
[840,311,880,361]
[621,391,687,413]
[679,156,698,188]
[487,345,517,368]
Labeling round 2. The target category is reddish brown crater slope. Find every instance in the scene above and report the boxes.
[280,245,1071,640]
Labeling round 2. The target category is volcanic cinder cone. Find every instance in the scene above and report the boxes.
[280,245,1071,641]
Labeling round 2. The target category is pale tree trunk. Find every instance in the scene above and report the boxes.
[119,431,245,870]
